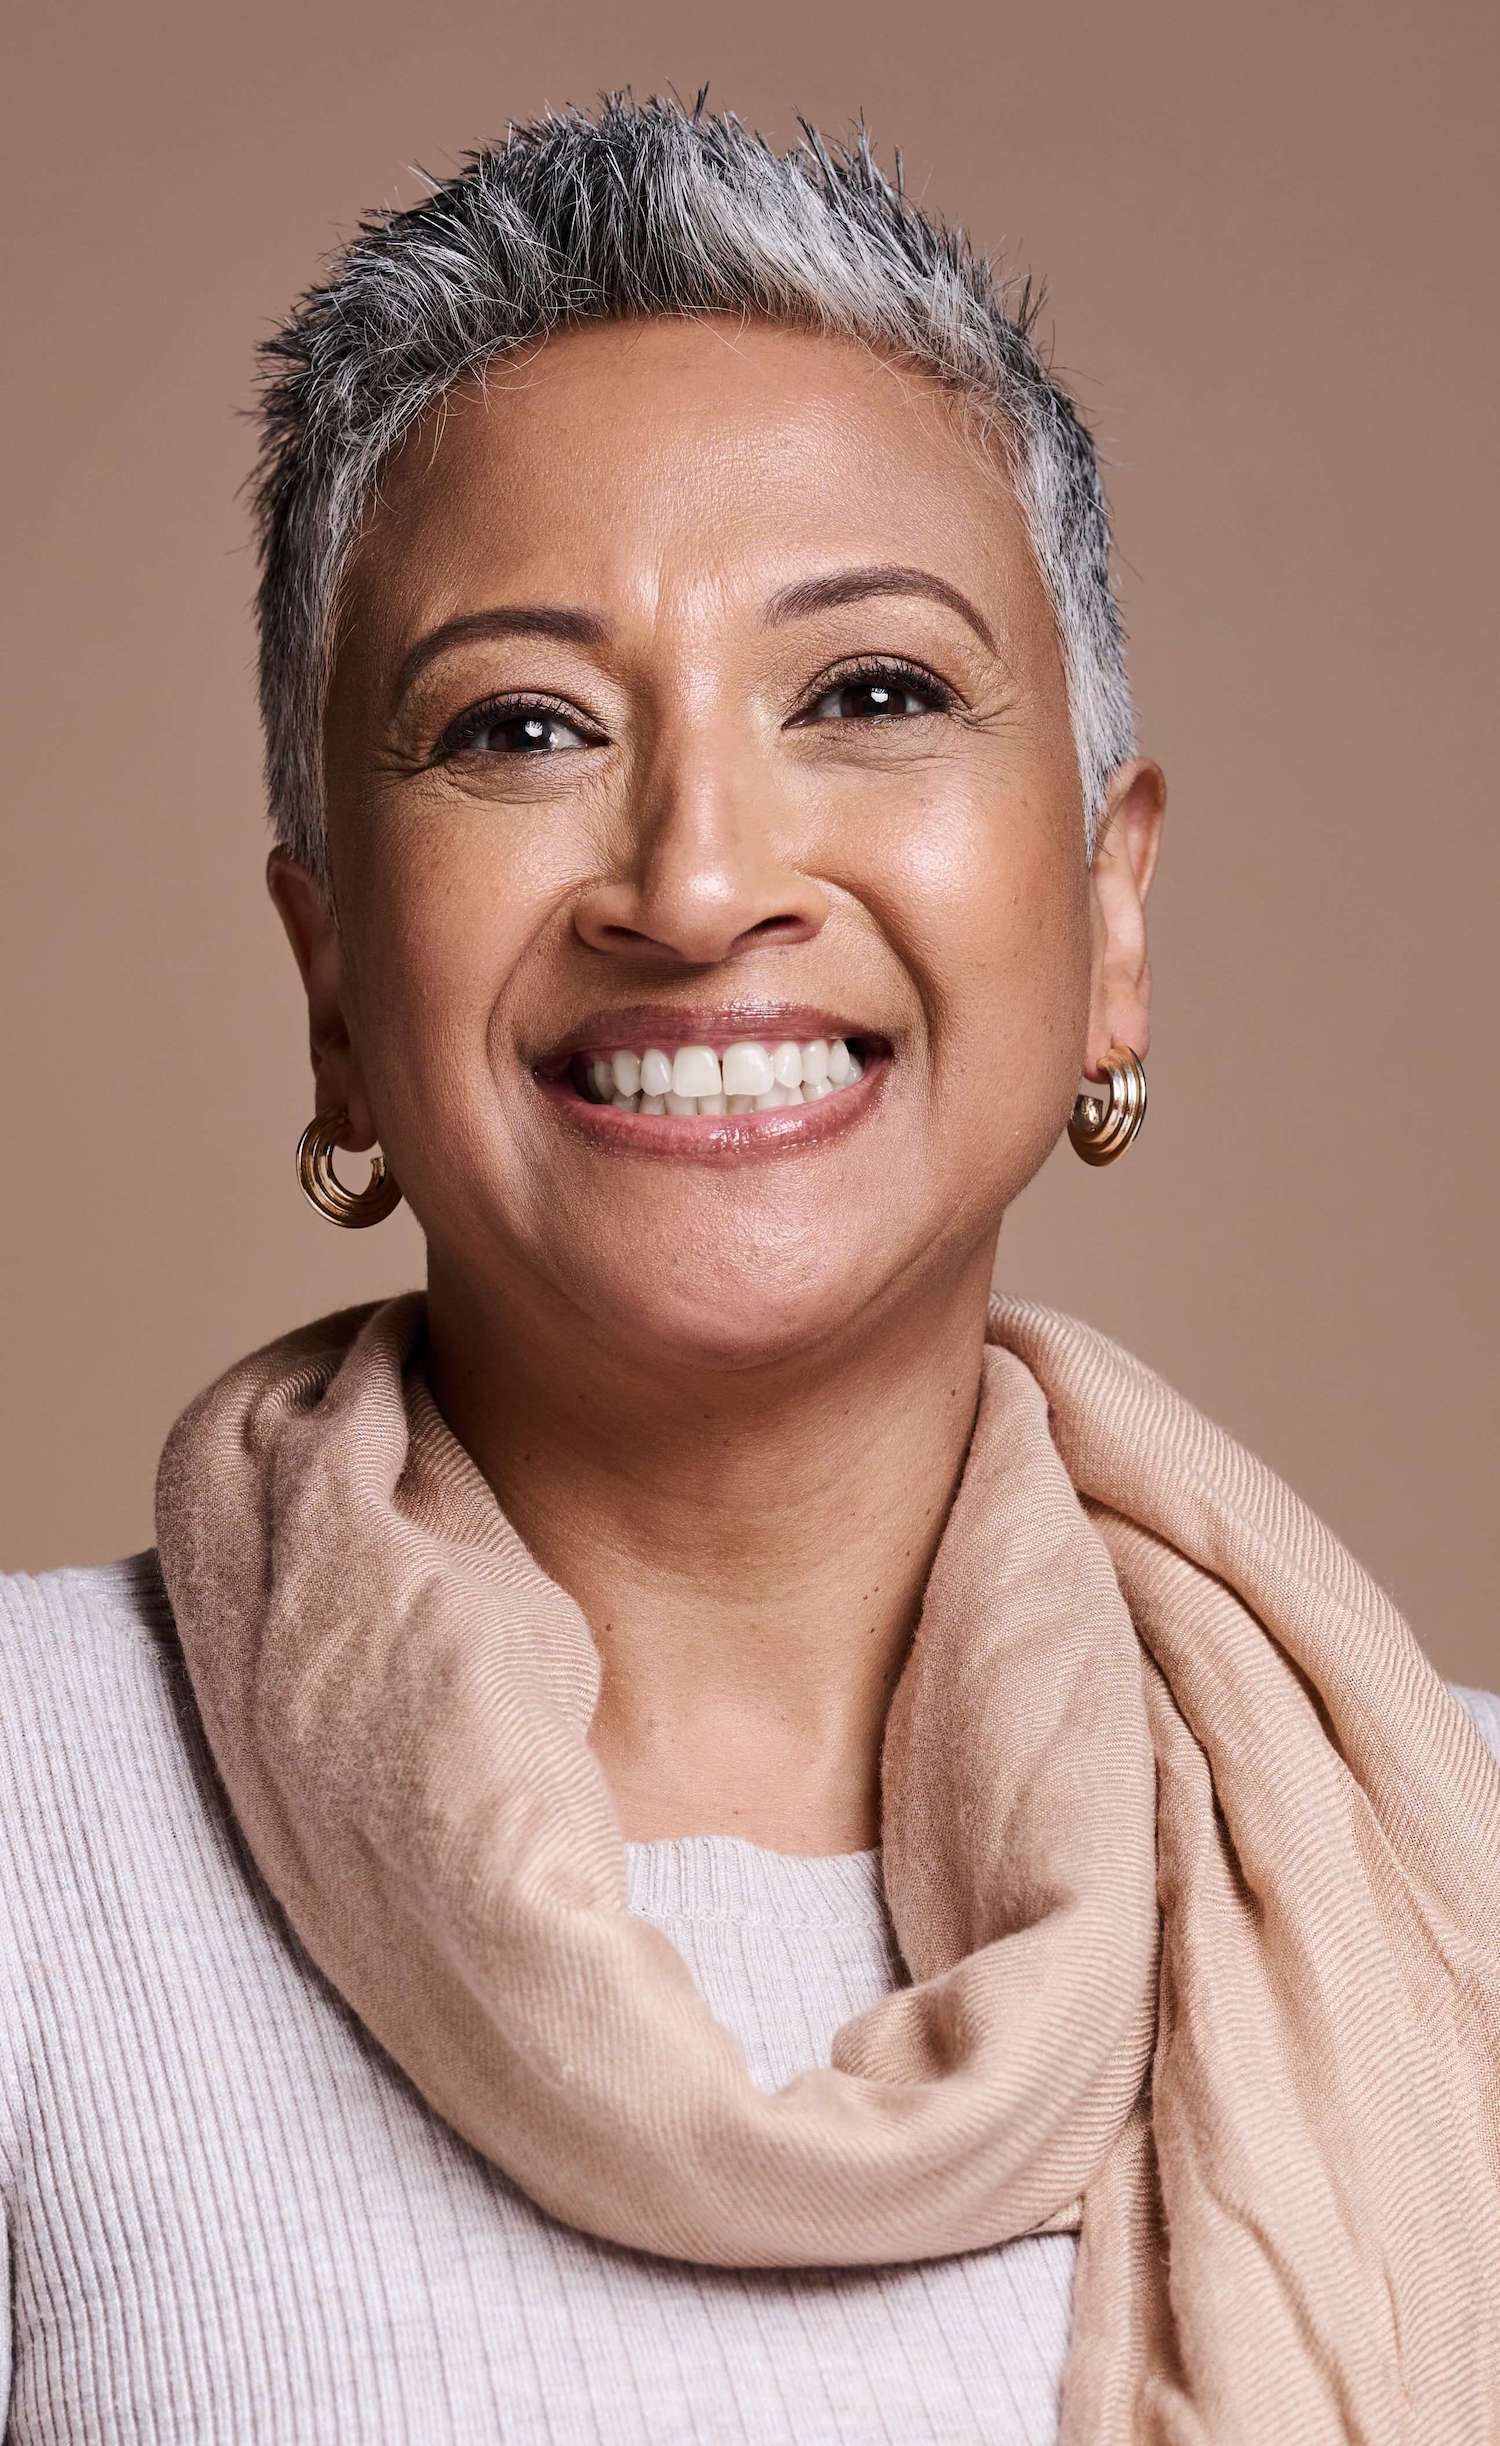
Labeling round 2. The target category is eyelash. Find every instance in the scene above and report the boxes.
[794,657,960,725]
[432,656,961,761]
[435,691,597,761]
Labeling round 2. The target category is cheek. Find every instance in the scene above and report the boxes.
[340,834,539,1116]
[938,865,1089,1207]
[888,780,1090,1083]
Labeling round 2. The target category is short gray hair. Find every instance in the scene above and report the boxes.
[248,92,1135,892]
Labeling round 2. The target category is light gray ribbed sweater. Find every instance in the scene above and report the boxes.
[1,1552,1496,2446]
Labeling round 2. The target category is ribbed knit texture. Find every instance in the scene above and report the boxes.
[0,1550,1114,2445]
[3,1551,1498,2445]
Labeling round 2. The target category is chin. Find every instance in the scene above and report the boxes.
[590,1273,864,1374]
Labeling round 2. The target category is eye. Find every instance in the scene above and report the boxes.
[436,695,599,760]
[798,659,958,726]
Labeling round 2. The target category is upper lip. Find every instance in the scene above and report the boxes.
[530,1000,891,1071]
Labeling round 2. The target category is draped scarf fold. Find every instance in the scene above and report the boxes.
[153,1289,1500,2443]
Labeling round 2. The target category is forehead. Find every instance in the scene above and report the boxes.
[340,315,1054,655]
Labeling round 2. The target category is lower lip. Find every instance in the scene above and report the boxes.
[531,1051,893,1165]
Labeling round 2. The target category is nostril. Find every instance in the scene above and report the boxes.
[594,924,665,953]
[734,914,819,951]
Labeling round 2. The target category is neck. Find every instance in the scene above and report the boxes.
[423,1252,997,1853]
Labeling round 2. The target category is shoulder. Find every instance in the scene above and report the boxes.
[0,1546,174,1626]
[0,1547,180,1693]
[0,1549,190,1810]
[0,1553,190,2181]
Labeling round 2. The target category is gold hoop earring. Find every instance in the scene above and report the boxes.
[296,1108,403,1228]
[1069,1044,1147,1166]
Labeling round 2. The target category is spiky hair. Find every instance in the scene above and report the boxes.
[247,90,1135,892]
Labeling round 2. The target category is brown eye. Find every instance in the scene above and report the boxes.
[802,663,955,725]
[440,699,596,759]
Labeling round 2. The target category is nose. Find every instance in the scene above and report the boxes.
[570,720,829,966]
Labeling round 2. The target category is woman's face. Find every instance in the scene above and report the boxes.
[275,316,1163,1366]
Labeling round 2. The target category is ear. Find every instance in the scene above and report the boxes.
[265,850,378,1149]
[1084,756,1167,1073]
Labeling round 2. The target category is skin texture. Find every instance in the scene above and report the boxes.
[269,315,1166,1851]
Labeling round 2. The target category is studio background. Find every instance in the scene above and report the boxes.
[4,0,1496,1682]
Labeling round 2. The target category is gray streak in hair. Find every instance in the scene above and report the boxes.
[248,91,1136,895]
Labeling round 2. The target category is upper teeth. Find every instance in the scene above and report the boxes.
[577,1035,863,1112]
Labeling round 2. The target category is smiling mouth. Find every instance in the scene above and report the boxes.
[551,1030,882,1115]
[529,1026,893,1160]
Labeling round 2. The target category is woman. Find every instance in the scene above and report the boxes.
[2,92,1497,2446]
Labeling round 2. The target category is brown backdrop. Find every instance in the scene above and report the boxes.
[4,0,1496,1682]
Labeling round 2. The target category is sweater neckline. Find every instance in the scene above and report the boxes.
[624,1829,887,1930]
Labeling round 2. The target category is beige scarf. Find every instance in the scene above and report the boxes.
[154,1288,1500,2443]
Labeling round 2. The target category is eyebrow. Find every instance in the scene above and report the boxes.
[390,604,609,714]
[763,563,998,652]
[389,560,998,715]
